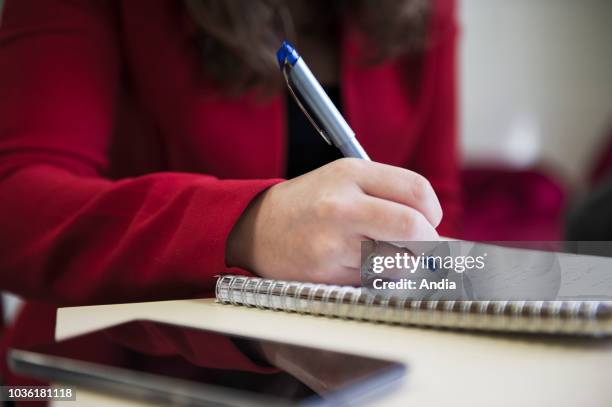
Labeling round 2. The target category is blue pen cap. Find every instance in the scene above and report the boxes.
[276,41,300,69]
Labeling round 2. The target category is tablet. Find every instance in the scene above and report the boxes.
[8,320,405,406]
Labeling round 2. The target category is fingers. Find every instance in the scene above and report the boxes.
[339,235,366,269]
[343,159,443,228]
[354,195,440,242]
[315,265,361,286]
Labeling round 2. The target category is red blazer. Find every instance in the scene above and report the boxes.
[0,0,459,381]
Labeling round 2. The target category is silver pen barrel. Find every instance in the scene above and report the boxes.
[337,140,370,160]
[289,58,371,160]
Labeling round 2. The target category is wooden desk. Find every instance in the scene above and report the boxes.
[56,299,612,407]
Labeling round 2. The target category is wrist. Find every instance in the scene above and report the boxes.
[225,186,271,272]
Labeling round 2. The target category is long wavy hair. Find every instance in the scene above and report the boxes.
[184,0,431,92]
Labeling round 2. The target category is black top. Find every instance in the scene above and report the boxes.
[285,85,344,179]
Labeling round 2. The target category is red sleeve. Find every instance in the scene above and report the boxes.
[407,0,462,237]
[0,0,279,305]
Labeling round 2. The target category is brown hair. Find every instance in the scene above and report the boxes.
[184,0,431,92]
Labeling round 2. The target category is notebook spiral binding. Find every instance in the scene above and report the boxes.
[215,275,612,336]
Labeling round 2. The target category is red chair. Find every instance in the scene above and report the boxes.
[461,166,566,241]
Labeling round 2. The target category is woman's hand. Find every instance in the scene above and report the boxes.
[226,158,442,285]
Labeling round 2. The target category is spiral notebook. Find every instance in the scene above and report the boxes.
[215,275,612,336]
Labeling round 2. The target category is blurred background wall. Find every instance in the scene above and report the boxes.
[459,0,612,188]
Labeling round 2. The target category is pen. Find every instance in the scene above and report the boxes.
[277,42,439,267]
[276,41,371,160]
